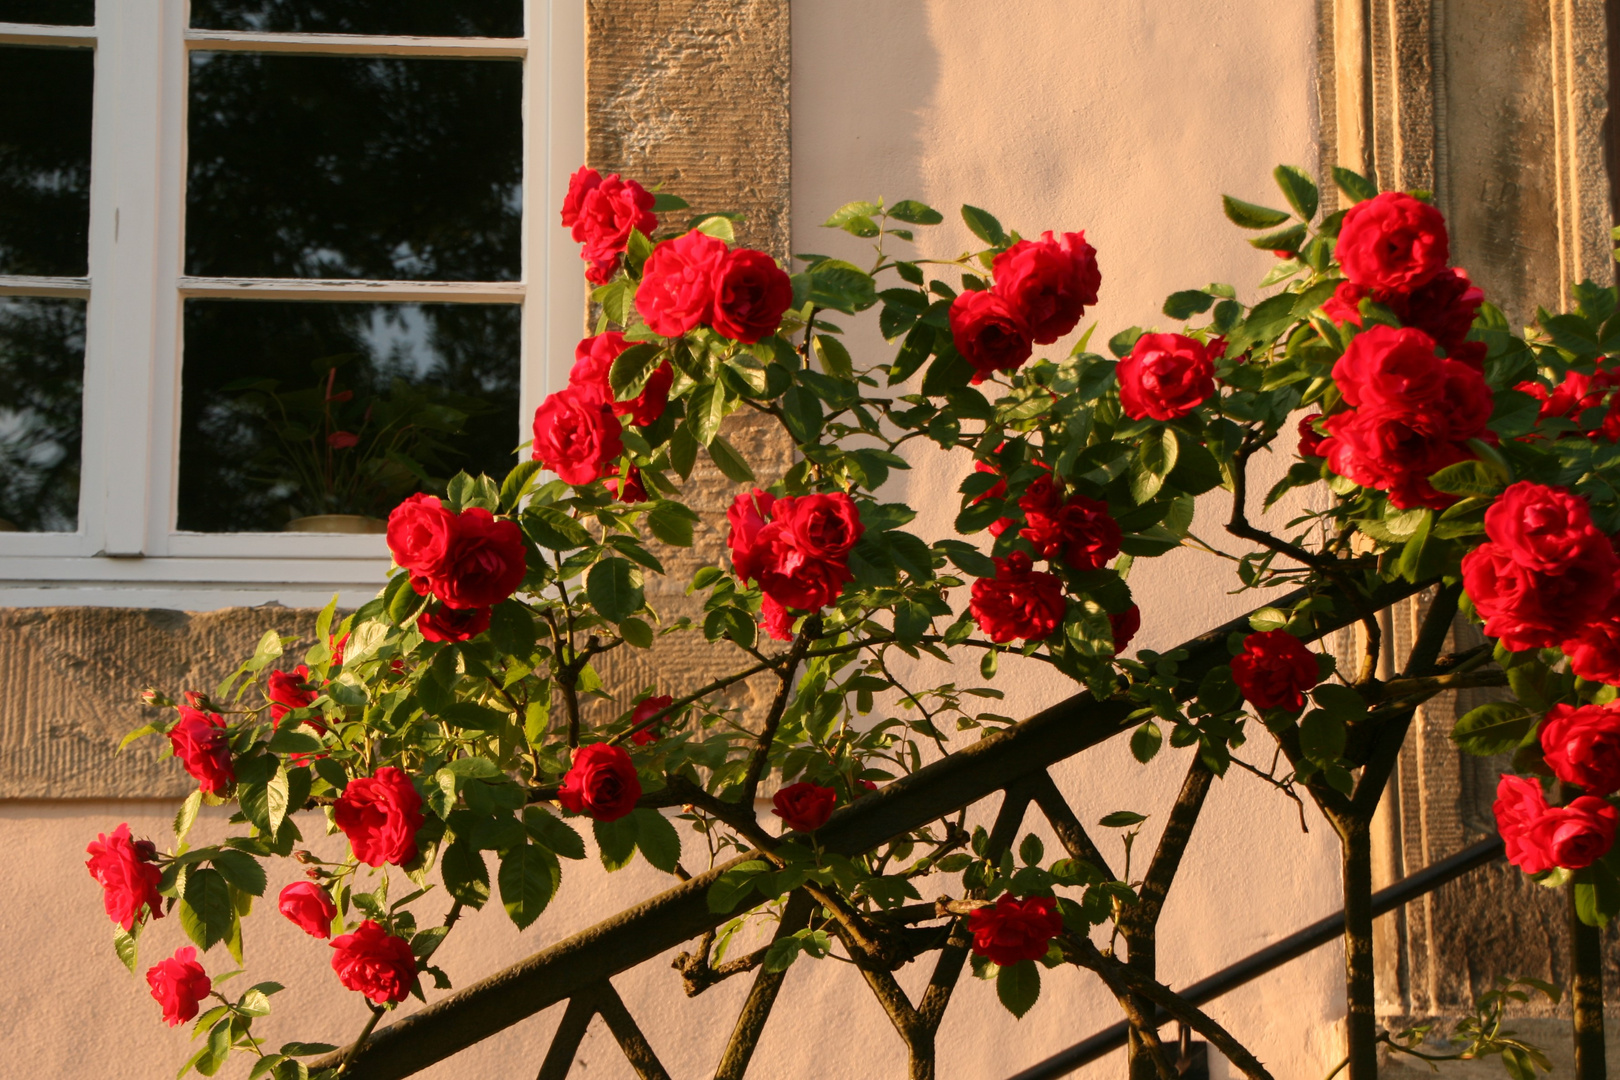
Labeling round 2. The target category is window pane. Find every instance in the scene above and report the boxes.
[0,1,94,25]
[0,296,84,531]
[0,46,93,276]
[190,0,521,37]
[186,53,521,281]
[177,300,520,533]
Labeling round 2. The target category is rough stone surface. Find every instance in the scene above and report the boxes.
[0,605,322,798]
[587,0,791,260]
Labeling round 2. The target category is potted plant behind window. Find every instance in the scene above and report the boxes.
[224,355,487,533]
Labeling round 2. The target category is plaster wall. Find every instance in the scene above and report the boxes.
[3,4,1359,1079]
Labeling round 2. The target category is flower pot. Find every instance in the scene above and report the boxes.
[283,514,388,534]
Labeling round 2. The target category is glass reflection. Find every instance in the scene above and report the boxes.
[186,52,521,281]
[0,45,93,277]
[178,300,520,533]
[0,1,94,25]
[190,0,521,37]
[0,296,84,531]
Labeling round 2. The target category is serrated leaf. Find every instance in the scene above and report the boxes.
[608,343,664,400]
[592,814,639,872]
[440,840,491,909]
[1130,721,1162,763]
[523,505,593,550]
[687,383,726,447]
[1222,195,1291,229]
[497,843,558,930]
[889,199,944,225]
[181,868,233,952]
[1163,290,1215,320]
[961,204,1008,246]
[211,849,266,897]
[115,924,140,973]
[175,788,203,843]
[1272,165,1318,221]
[1332,166,1378,204]
[632,808,681,873]
[1099,811,1146,828]
[707,434,756,483]
[707,859,769,914]
[586,557,643,623]
[523,805,587,861]
[997,958,1041,1018]
[1452,702,1534,756]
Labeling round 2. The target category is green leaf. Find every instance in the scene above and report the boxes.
[175,788,203,844]
[996,958,1041,1018]
[266,762,291,836]
[1099,811,1146,828]
[707,859,769,914]
[593,815,639,872]
[650,192,688,213]
[1429,460,1505,497]
[707,435,756,484]
[619,617,654,648]
[211,849,266,897]
[1019,833,1045,866]
[114,924,140,973]
[1451,702,1534,756]
[889,199,944,225]
[646,501,699,547]
[1272,165,1319,221]
[1162,290,1214,320]
[632,808,682,873]
[499,460,543,512]
[586,558,643,623]
[804,259,878,313]
[440,840,491,909]
[1222,195,1291,230]
[762,935,804,973]
[608,342,664,401]
[687,383,726,447]
[523,805,586,861]
[814,334,854,378]
[1130,720,1163,763]
[488,600,538,656]
[1332,166,1378,204]
[1129,428,1179,504]
[960,204,1008,246]
[523,505,593,550]
[691,214,736,243]
[498,842,558,930]
[1298,709,1347,763]
[181,868,233,952]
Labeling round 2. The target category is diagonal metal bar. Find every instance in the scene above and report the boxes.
[1004,836,1506,1080]
[534,994,598,1080]
[713,891,816,1080]
[326,578,1424,1080]
[594,982,672,1080]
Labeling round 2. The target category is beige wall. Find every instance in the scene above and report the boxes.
[9,4,1353,1079]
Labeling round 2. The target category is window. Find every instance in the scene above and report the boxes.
[0,0,584,608]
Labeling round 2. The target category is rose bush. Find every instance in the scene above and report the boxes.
[95,165,1620,1080]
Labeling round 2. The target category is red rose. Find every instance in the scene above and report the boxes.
[1109,605,1141,654]
[146,947,211,1027]
[334,766,424,867]
[1564,610,1620,685]
[560,166,600,228]
[532,384,625,487]
[637,229,729,337]
[629,694,673,746]
[330,920,417,1005]
[726,488,778,583]
[169,707,234,795]
[990,230,1100,344]
[327,430,359,450]
[267,665,316,724]
[1495,774,1557,873]
[1436,357,1495,437]
[1022,493,1121,571]
[1541,703,1620,795]
[1320,406,1471,510]
[1485,482,1611,574]
[85,823,164,931]
[279,880,337,939]
[557,742,642,822]
[432,509,527,610]
[761,593,796,642]
[1230,630,1319,712]
[569,332,672,427]
[970,458,1016,536]
[1332,326,1447,411]
[967,894,1065,966]
[1550,796,1620,868]
[948,289,1032,383]
[1297,413,1327,458]
[969,551,1067,644]
[418,605,491,643]
[570,173,657,284]
[711,248,793,343]
[1463,542,1616,652]
[774,492,864,561]
[1118,333,1215,421]
[1323,269,1483,365]
[771,780,837,832]
[1336,191,1449,292]
[605,463,648,504]
[753,521,853,611]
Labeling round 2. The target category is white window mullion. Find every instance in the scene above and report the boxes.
[523,0,587,429]
[82,0,186,557]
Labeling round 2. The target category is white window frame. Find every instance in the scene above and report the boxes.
[0,0,584,609]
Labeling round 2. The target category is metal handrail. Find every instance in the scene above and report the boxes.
[1005,835,1508,1080]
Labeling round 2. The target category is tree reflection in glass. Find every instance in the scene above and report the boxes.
[189,0,521,37]
[177,301,520,533]
[0,297,84,531]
